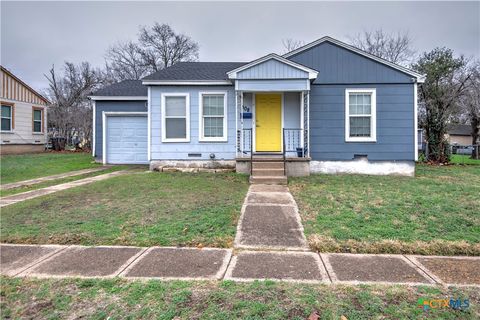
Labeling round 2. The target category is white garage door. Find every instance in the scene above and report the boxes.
[106,115,148,164]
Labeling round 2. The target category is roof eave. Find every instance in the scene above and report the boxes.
[142,80,232,85]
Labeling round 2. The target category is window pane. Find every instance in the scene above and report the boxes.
[203,94,224,116]
[204,117,224,137]
[34,109,42,121]
[1,118,11,131]
[33,121,42,132]
[165,96,186,117]
[350,117,371,137]
[165,118,186,139]
[1,105,11,118]
[349,93,371,115]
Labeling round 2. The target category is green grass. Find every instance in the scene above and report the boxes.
[1,277,478,319]
[451,154,480,165]
[0,172,249,247]
[0,166,126,197]
[290,164,480,255]
[0,152,100,184]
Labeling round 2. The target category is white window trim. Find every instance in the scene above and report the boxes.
[1,105,13,132]
[161,93,190,143]
[198,91,228,142]
[33,109,43,133]
[345,88,377,142]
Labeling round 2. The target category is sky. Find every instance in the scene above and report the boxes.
[1,1,479,92]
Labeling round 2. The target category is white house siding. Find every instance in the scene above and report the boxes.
[0,98,47,146]
[150,85,237,160]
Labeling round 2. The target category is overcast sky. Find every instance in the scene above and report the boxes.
[1,1,479,91]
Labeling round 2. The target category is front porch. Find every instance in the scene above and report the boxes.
[234,91,311,178]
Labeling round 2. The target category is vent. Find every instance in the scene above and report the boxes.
[188,153,202,157]
[353,154,368,160]
[3,140,10,143]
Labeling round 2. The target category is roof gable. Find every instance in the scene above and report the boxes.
[1,66,49,104]
[284,36,424,83]
[227,54,318,80]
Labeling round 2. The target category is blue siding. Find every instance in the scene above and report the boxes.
[288,41,413,84]
[237,59,308,79]
[94,101,147,160]
[150,85,236,160]
[236,79,309,91]
[309,84,415,161]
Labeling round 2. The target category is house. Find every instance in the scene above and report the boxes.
[1,66,49,155]
[446,124,473,146]
[90,36,424,178]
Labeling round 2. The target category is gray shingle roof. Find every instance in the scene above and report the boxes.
[142,62,246,81]
[448,124,471,136]
[92,80,147,96]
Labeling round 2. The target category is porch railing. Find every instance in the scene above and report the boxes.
[283,128,307,157]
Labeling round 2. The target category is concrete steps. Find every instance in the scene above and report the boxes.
[249,176,288,185]
[250,156,287,185]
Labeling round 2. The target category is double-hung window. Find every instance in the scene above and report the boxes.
[199,92,227,142]
[1,104,13,131]
[345,89,376,142]
[33,107,44,133]
[161,93,190,142]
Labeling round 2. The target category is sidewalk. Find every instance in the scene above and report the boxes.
[1,243,479,286]
[0,170,129,207]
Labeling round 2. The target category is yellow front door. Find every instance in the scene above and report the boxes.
[255,94,282,152]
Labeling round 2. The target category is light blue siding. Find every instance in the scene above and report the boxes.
[288,41,414,84]
[236,79,309,91]
[237,59,309,79]
[309,84,415,161]
[150,86,236,160]
[106,116,148,164]
[94,101,147,161]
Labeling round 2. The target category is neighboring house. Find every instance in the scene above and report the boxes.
[1,66,49,155]
[90,36,424,176]
[446,124,473,146]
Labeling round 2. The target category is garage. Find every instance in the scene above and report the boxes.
[104,114,148,164]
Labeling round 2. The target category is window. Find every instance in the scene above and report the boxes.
[1,104,13,131]
[161,93,190,142]
[345,89,376,142]
[32,108,44,133]
[199,92,227,141]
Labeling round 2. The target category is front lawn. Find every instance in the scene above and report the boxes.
[0,172,248,247]
[0,152,100,184]
[290,164,480,255]
[1,277,478,319]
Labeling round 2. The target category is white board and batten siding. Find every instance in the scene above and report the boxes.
[0,66,49,147]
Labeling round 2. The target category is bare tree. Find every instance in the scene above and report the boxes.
[104,41,150,82]
[348,29,415,66]
[413,48,472,163]
[45,62,104,149]
[138,23,199,72]
[282,38,305,53]
[459,60,480,153]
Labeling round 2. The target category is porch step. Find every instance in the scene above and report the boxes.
[249,176,288,185]
[250,157,284,162]
[252,161,284,169]
[252,168,285,177]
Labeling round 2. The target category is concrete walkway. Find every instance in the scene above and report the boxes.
[234,184,308,251]
[0,170,129,207]
[1,167,110,190]
[1,244,479,286]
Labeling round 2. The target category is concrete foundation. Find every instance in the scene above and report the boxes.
[0,144,45,155]
[150,160,236,172]
[310,159,415,176]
